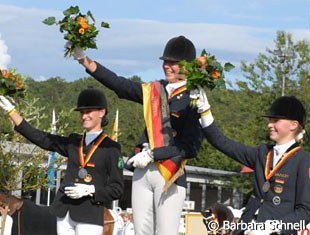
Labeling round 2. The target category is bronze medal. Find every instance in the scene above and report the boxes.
[262,181,270,192]
[78,168,88,179]
[84,174,93,183]
[273,185,283,194]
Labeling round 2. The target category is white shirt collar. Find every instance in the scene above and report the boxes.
[85,130,103,145]
[274,139,296,156]
[273,139,296,167]
[165,81,186,97]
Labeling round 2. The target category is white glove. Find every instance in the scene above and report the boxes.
[191,86,214,127]
[141,143,150,151]
[264,220,280,234]
[128,149,154,168]
[64,183,95,199]
[65,42,86,60]
[190,86,211,112]
[0,95,15,114]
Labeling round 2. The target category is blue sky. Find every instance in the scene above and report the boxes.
[0,0,309,83]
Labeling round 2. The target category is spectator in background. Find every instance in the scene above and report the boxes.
[121,212,135,235]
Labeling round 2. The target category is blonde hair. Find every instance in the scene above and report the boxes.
[295,125,306,143]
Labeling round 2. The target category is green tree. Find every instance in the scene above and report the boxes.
[238,30,309,148]
[239,31,309,96]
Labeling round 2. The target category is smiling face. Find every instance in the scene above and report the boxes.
[162,60,185,83]
[267,118,299,144]
[80,108,106,132]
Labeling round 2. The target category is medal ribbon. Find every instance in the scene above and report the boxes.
[264,146,301,181]
[79,133,108,168]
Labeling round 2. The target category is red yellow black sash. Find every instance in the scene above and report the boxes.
[142,81,187,188]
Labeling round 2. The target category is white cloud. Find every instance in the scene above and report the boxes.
[0,34,11,69]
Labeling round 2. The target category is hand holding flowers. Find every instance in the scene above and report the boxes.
[42,6,109,57]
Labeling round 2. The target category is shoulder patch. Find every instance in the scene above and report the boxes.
[117,156,124,169]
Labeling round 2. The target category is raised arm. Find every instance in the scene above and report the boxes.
[73,49,143,103]
[0,96,69,156]
[193,87,259,168]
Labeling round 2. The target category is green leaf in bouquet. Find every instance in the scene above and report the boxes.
[87,11,95,22]
[0,87,5,96]
[64,34,74,41]
[215,78,226,89]
[63,6,80,16]
[224,62,235,72]
[42,17,56,25]
[101,22,110,28]
[59,15,69,24]
[201,49,207,56]
[87,43,97,49]
[7,79,16,88]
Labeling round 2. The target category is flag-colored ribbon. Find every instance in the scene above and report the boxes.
[142,81,187,191]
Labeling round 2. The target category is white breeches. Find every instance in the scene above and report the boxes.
[132,163,186,235]
[57,212,103,235]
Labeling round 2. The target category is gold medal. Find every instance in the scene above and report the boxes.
[84,174,93,183]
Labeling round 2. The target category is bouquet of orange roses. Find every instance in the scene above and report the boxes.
[179,49,234,90]
[0,69,25,97]
[43,6,109,57]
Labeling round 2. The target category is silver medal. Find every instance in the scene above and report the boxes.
[78,168,88,179]
[262,181,270,192]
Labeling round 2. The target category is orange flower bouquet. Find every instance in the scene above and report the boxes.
[179,49,235,90]
[42,6,109,57]
[0,69,25,97]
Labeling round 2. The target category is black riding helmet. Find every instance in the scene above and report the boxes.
[159,35,196,62]
[262,96,306,128]
[75,87,108,113]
